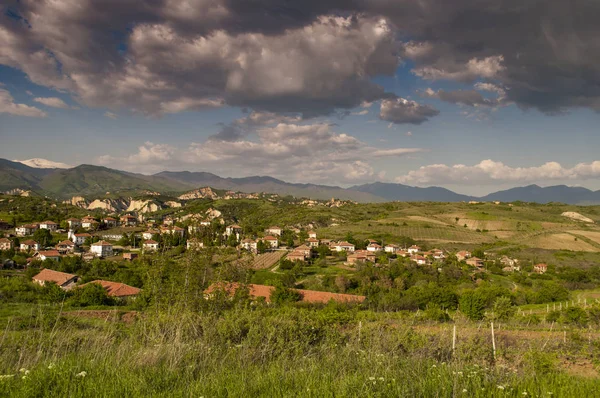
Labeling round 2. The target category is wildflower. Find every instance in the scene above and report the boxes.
[19,368,27,373]
[462,389,468,393]
[48,363,55,370]
[76,371,87,378]
[378,377,384,381]
[497,385,505,390]
[522,393,528,396]
[368,377,375,381]
[21,376,27,380]
[432,365,437,368]
[457,372,463,376]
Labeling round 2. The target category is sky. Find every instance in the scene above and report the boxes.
[1,1,600,196]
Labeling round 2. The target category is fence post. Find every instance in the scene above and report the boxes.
[452,324,456,355]
[358,321,362,344]
[491,322,496,360]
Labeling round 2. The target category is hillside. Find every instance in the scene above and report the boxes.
[350,182,474,202]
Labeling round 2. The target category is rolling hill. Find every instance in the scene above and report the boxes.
[350,182,475,202]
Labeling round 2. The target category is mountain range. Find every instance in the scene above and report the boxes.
[2,158,600,205]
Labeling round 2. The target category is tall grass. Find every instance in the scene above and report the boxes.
[1,301,600,396]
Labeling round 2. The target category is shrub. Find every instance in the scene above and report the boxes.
[270,285,302,305]
[67,283,114,307]
[459,291,485,320]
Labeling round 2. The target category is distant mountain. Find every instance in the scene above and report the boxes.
[0,159,52,192]
[480,184,600,204]
[14,158,73,169]
[155,171,384,202]
[350,182,475,202]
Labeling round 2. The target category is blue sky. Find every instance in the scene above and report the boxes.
[1,2,600,195]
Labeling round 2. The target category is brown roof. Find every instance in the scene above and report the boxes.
[33,268,77,285]
[66,218,80,222]
[41,220,57,225]
[74,233,92,237]
[83,280,141,297]
[306,238,319,242]
[263,235,278,240]
[144,240,158,244]
[57,240,75,246]
[336,241,354,247]
[104,217,117,221]
[0,238,11,243]
[205,282,365,304]
[37,250,61,257]
[21,240,38,245]
[92,240,112,246]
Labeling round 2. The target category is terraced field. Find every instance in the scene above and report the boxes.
[252,251,287,270]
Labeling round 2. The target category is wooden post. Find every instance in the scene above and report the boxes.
[547,304,549,313]
[491,322,496,360]
[452,324,456,355]
[553,302,556,311]
[563,329,567,344]
[358,321,362,343]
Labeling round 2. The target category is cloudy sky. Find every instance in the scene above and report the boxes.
[1,0,600,195]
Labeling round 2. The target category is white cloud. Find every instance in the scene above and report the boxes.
[33,97,71,109]
[0,89,47,118]
[395,159,600,185]
[104,111,118,119]
[412,55,506,82]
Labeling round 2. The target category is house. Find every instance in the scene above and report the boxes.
[308,230,317,239]
[20,239,40,252]
[367,243,382,252]
[160,226,185,238]
[466,257,484,268]
[261,235,279,248]
[397,250,409,257]
[163,216,175,226]
[16,224,38,237]
[143,239,159,252]
[333,241,355,252]
[410,255,428,265]
[306,237,319,248]
[56,240,75,254]
[39,220,58,232]
[71,232,91,246]
[287,251,308,262]
[81,217,98,230]
[123,253,138,261]
[120,215,137,227]
[0,238,14,251]
[240,238,257,252]
[534,263,548,274]
[142,229,159,240]
[347,250,376,265]
[204,282,366,304]
[66,218,81,229]
[103,217,118,228]
[82,280,141,298]
[384,244,400,254]
[500,256,519,267]
[187,238,204,250]
[456,250,472,262]
[294,244,312,258]
[407,245,421,255]
[32,268,78,290]
[432,249,445,260]
[90,240,113,258]
[225,224,242,239]
[35,250,61,262]
[266,226,282,236]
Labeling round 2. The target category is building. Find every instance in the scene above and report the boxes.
[333,241,355,253]
[32,268,78,290]
[81,216,98,229]
[308,230,317,239]
[456,251,472,262]
[261,235,279,248]
[16,224,38,237]
[0,238,14,251]
[466,257,484,268]
[123,253,138,261]
[142,229,159,240]
[306,237,319,248]
[187,238,204,251]
[347,250,376,265]
[534,263,548,274]
[90,240,113,258]
[82,280,141,298]
[70,232,92,246]
[160,226,185,238]
[294,244,312,258]
[407,245,421,255]
[266,226,282,236]
[66,218,81,229]
[163,216,175,226]
[120,215,137,227]
[240,239,257,252]
[225,224,242,239]
[39,221,58,232]
[143,239,159,252]
[410,255,428,265]
[367,243,382,252]
[287,251,308,262]
[20,240,40,252]
[103,217,118,228]
[56,240,75,254]
[432,249,445,261]
[35,250,61,261]
[384,244,400,254]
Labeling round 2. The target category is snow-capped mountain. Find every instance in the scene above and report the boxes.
[13,158,73,169]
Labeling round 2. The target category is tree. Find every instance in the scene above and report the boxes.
[33,228,53,247]
[256,240,268,254]
[459,291,485,320]
[488,296,515,321]
[67,283,114,307]
[270,285,302,305]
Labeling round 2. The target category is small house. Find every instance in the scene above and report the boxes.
[32,268,78,290]
[90,240,113,258]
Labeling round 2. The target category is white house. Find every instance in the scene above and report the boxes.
[367,243,382,252]
[160,226,185,238]
[39,221,58,232]
[20,240,40,252]
[408,245,421,255]
[261,235,279,248]
[308,230,317,239]
[70,232,91,246]
[120,215,137,227]
[143,239,159,252]
[266,226,282,236]
[81,217,98,230]
[56,240,75,254]
[240,238,257,252]
[90,240,113,258]
[0,238,13,251]
[66,218,81,229]
[187,238,204,251]
[384,244,399,254]
[142,229,158,240]
[306,237,319,248]
[456,251,472,262]
[35,250,61,261]
[225,225,242,239]
[333,241,355,253]
[103,217,118,228]
[410,255,428,265]
[16,224,38,237]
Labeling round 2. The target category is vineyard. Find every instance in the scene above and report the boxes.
[252,251,287,270]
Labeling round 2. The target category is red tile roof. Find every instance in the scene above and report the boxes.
[92,240,112,246]
[83,280,141,297]
[37,250,61,257]
[33,268,77,285]
[144,240,158,244]
[21,240,38,246]
[205,283,365,304]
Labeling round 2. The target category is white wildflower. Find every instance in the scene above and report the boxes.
[432,364,437,368]
[462,389,468,393]
[497,385,505,390]
[378,377,384,381]
[368,377,375,381]
[19,368,27,373]
[48,363,55,369]
[21,376,27,380]
[522,393,528,396]
[76,371,87,378]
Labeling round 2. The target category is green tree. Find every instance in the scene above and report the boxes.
[488,296,515,321]
[270,285,302,305]
[459,291,485,320]
[67,283,114,307]
[33,228,53,247]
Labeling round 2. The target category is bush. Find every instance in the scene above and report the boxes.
[270,285,302,305]
[422,304,451,322]
[459,291,485,320]
[561,307,588,327]
[67,283,114,307]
